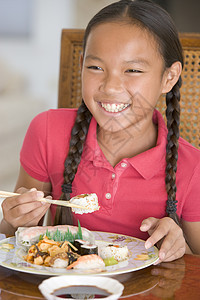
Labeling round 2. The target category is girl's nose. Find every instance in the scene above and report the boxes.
[100,73,124,94]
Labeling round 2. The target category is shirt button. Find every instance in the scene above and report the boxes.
[121,162,127,168]
[112,173,116,179]
[105,193,111,199]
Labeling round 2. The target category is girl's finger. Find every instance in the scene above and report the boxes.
[140,217,158,232]
[3,189,44,210]
[145,226,169,250]
[23,203,50,227]
[144,218,177,249]
[160,246,185,262]
[9,201,46,218]
[158,226,184,258]
[160,238,185,262]
[9,203,50,228]
[16,187,30,194]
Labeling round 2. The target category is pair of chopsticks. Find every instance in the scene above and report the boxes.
[0,190,86,209]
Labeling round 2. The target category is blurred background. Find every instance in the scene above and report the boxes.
[0,0,200,195]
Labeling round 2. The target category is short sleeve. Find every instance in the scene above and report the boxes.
[20,111,50,182]
[182,161,200,222]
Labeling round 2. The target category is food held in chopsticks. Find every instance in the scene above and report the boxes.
[69,193,100,214]
[0,190,89,210]
[0,190,100,212]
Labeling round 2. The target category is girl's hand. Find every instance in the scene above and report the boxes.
[140,217,186,263]
[1,187,50,231]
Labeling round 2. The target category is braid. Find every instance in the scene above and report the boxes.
[54,101,92,225]
[165,77,182,226]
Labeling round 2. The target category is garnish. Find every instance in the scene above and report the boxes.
[103,257,118,266]
[39,220,83,243]
[134,253,149,260]
[0,243,14,251]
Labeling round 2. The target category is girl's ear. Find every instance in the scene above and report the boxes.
[161,61,182,94]
[80,53,83,71]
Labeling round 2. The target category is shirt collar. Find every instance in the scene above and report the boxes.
[83,109,167,178]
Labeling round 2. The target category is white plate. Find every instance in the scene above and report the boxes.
[0,231,159,276]
[39,275,124,300]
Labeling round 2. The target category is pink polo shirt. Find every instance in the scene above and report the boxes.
[20,108,200,239]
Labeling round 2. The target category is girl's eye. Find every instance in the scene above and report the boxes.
[87,66,103,71]
[125,69,142,73]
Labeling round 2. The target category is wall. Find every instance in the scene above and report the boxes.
[0,0,76,108]
[170,0,200,32]
[74,0,115,28]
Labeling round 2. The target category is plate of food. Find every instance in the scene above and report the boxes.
[0,222,159,276]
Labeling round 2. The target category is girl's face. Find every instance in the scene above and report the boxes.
[81,22,171,133]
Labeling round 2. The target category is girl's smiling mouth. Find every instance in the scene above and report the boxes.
[99,102,130,113]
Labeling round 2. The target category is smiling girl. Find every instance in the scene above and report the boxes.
[1,0,200,263]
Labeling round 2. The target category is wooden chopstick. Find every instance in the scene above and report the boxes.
[0,190,86,209]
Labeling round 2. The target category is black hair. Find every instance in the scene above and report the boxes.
[55,0,184,227]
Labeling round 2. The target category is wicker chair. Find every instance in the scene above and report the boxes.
[58,29,200,149]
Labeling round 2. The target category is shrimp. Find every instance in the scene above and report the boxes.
[67,254,105,270]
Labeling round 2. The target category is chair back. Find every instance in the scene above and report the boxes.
[58,29,200,148]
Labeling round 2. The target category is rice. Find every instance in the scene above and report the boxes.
[51,258,69,268]
[70,193,100,214]
[99,244,129,262]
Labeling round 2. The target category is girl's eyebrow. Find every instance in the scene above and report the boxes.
[85,55,104,62]
[124,59,150,66]
[85,55,150,66]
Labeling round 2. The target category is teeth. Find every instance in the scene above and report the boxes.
[101,102,129,113]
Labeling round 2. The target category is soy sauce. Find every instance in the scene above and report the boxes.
[53,285,111,299]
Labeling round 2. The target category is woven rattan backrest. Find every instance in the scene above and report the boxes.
[58,29,200,148]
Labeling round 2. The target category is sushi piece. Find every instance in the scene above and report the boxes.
[74,239,88,253]
[99,244,129,262]
[70,193,100,214]
[67,254,105,270]
[16,225,95,247]
[47,252,69,268]
[74,239,98,255]
[80,244,98,256]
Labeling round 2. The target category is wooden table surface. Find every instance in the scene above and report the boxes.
[0,254,199,299]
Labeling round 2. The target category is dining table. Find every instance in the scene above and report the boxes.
[0,252,199,300]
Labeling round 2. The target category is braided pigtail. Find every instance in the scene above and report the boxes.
[165,77,182,226]
[54,101,92,225]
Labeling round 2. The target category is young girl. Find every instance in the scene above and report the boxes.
[1,0,200,263]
